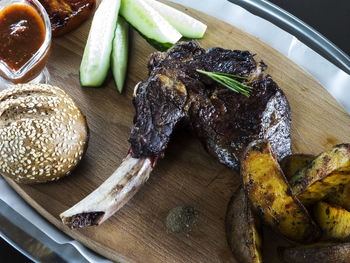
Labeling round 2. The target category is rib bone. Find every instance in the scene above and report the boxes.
[60,154,153,228]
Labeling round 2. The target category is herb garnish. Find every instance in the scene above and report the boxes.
[196,69,253,97]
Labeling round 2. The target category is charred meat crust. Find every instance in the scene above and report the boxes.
[191,75,291,170]
[130,41,291,170]
[63,212,105,229]
[129,74,188,157]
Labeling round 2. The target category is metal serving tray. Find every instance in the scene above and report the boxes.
[1,0,349,262]
[230,0,350,75]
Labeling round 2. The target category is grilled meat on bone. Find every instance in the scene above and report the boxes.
[60,42,291,228]
[130,41,291,169]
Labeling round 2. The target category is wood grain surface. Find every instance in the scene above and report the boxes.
[4,1,350,262]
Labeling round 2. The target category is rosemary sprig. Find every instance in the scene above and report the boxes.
[196,69,253,97]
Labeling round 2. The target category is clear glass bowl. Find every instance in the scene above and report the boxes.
[0,0,51,88]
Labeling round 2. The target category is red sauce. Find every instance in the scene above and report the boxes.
[0,4,46,71]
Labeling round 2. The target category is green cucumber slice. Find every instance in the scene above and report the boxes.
[112,17,129,93]
[80,0,121,87]
[120,0,182,51]
[144,0,207,38]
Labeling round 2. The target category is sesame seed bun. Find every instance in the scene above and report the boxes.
[0,83,89,184]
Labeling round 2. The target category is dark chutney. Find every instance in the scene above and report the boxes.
[0,4,46,74]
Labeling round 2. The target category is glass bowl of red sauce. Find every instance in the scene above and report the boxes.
[0,0,51,86]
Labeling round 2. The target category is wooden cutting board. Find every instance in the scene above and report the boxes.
[4,1,350,262]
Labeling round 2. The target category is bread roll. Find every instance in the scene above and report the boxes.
[0,83,88,184]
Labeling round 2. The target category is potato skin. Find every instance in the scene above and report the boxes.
[241,140,320,243]
[279,242,350,263]
[290,144,350,205]
[328,183,350,211]
[313,201,350,241]
[280,154,315,180]
[225,187,262,263]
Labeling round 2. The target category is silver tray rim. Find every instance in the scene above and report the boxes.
[230,0,350,74]
[1,1,349,262]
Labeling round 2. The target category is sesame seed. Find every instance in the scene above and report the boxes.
[0,84,87,183]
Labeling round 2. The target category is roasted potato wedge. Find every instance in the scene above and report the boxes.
[225,186,263,263]
[328,183,350,211]
[280,154,315,180]
[39,0,96,36]
[289,144,350,205]
[241,140,320,243]
[313,201,350,241]
[279,242,350,263]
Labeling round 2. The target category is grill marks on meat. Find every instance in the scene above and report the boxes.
[129,41,291,170]
[191,75,291,170]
